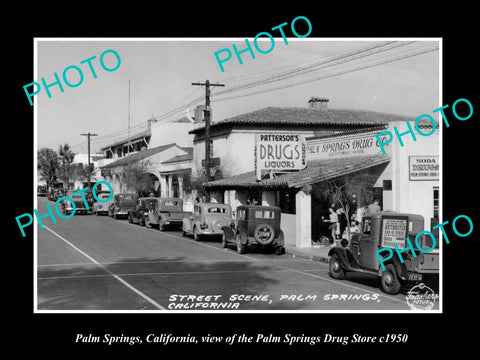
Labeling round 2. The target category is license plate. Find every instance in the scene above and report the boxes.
[408,272,423,281]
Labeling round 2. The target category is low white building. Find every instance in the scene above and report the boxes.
[196,98,439,249]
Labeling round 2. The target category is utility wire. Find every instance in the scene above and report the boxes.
[88,41,438,145]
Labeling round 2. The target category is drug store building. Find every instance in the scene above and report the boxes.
[191,98,440,248]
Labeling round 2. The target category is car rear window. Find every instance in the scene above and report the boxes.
[255,210,275,219]
[121,195,135,201]
[207,207,227,213]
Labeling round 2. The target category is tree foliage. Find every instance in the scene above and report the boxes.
[38,148,60,190]
[58,143,75,189]
[122,161,158,195]
[312,172,377,240]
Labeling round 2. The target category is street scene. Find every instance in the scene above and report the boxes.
[35,39,441,312]
[37,196,420,311]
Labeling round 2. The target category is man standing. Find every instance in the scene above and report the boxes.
[367,200,381,213]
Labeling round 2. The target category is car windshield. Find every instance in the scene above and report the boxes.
[207,207,227,213]
[255,210,275,219]
[120,195,135,201]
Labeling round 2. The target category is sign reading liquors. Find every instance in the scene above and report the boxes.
[409,156,439,181]
[255,134,307,181]
[307,132,390,160]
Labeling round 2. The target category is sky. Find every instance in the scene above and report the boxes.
[35,38,440,154]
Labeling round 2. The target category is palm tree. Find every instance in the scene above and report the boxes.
[58,143,75,190]
[38,148,60,192]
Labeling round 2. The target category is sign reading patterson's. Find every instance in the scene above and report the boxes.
[255,134,307,181]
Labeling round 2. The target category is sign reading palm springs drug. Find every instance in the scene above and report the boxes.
[307,131,390,160]
[255,134,307,181]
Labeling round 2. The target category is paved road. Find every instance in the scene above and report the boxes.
[36,197,435,311]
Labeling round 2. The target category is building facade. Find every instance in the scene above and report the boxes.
[192,98,439,249]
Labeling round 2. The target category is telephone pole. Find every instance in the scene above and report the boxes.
[80,132,98,188]
[191,80,225,202]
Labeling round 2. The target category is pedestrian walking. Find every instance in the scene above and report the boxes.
[325,206,338,244]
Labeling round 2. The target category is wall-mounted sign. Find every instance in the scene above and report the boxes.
[381,216,408,249]
[409,156,439,181]
[306,132,390,160]
[254,134,307,181]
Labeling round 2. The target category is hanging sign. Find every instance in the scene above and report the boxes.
[254,134,307,181]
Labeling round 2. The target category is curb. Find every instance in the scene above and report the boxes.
[285,246,330,264]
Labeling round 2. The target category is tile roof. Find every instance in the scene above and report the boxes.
[162,154,193,164]
[100,143,177,169]
[204,154,391,189]
[100,128,151,150]
[189,107,421,134]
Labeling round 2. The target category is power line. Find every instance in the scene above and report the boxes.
[212,45,439,102]
[83,41,438,145]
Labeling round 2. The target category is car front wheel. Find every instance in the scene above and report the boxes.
[380,264,401,295]
[236,234,246,254]
[329,254,346,280]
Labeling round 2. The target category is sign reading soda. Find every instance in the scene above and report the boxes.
[255,134,307,181]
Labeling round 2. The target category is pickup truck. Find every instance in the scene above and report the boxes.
[328,211,439,295]
[146,197,191,231]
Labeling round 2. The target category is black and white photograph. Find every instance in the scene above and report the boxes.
[33,38,441,312]
[8,6,478,355]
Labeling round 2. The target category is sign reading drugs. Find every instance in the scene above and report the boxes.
[255,134,307,181]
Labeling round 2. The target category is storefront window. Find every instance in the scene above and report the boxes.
[278,189,296,214]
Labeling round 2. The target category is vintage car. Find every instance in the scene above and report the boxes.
[222,205,285,255]
[37,185,47,197]
[146,197,191,230]
[48,188,65,202]
[93,191,114,215]
[108,193,138,219]
[328,211,439,295]
[63,193,89,215]
[182,203,232,240]
[127,197,157,226]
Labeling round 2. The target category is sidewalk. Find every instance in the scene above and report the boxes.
[285,243,333,264]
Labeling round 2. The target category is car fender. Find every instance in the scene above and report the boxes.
[237,228,248,245]
[222,226,235,242]
[377,256,409,280]
[328,247,355,271]
[275,229,285,247]
[182,218,193,233]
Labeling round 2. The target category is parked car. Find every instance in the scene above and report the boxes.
[62,192,89,215]
[223,205,285,255]
[37,185,47,197]
[127,197,157,226]
[47,188,65,202]
[328,211,439,295]
[182,203,232,240]
[146,197,191,230]
[93,191,114,215]
[108,193,138,219]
